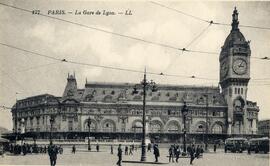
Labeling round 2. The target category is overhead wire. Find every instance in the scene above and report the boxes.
[150,1,270,30]
[0,41,221,81]
[149,1,209,23]
[0,2,237,56]
[0,62,62,78]
[0,3,268,59]
[2,41,270,83]
[185,23,212,49]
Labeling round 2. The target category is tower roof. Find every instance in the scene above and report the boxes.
[222,7,248,52]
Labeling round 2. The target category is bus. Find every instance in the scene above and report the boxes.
[249,137,269,154]
[224,138,248,153]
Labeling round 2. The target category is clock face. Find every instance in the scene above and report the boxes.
[233,58,247,75]
[220,61,229,78]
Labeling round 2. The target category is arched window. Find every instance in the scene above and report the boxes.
[104,95,113,102]
[150,123,161,133]
[167,123,179,133]
[132,121,142,132]
[212,124,223,134]
[196,123,205,133]
[102,121,115,132]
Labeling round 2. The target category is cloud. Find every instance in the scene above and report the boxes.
[25,21,56,43]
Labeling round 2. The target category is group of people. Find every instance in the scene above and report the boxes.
[5,143,63,155]
[187,144,204,165]
[115,143,160,166]
[124,144,135,155]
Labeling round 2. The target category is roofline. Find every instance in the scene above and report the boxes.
[85,82,219,90]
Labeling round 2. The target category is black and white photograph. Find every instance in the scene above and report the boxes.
[0,0,269,166]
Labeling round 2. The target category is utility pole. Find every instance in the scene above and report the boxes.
[205,94,209,151]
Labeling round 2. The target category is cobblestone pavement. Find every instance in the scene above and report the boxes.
[0,147,269,166]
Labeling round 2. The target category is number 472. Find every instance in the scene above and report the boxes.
[32,10,40,15]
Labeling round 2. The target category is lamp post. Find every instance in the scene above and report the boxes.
[132,68,157,162]
[14,96,18,144]
[203,94,209,151]
[20,118,25,144]
[49,116,55,144]
[87,117,91,151]
[181,102,188,153]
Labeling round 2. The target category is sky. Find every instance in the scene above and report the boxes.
[0,0,269,130]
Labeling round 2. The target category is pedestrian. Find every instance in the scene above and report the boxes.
[96,144,99,152]
[72,145,76,154]
[48,143,58,166]
[125,146,128,155]
[195,145,200,159]
[200,145,204,157]
[22,143,27,155]
[190,144,195,165]
[153,144,160,162]
[169,145,174,162]
[214,143,217,153]
[131,144,134,152]
[147,143,151,152]
[59,145,63,154]
[129,145,133,155]
[116,144,122,166]
[111,145,113,154]
[187,145,191,157]
[247,143,251,155]
[175,145,181,163]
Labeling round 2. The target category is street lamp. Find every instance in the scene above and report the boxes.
[20,118,25,144]
[203,94,209,151]
[87,117,91,151]
[132,69,158,162]
[181,101,188,153]
[49,116,55,144]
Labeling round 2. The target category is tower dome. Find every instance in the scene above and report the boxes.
[221,7,250,56]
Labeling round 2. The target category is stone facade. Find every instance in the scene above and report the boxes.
[258,120,270,137]
[11,8,260,141]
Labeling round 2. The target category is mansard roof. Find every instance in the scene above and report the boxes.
[75,82,227,106]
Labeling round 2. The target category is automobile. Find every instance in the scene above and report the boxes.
[249,137,269,154]
[224,137,248,153]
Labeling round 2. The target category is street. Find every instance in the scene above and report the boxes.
[0,146,269,166]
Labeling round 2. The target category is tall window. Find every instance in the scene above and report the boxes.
[167,123,179,133]
[103,122,114,132]
[150,123,161,133]
[68,120,73,131]
[132,121,142,132]
[62,115,66,121]
[212,124,222,134]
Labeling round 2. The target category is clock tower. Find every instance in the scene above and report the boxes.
[219,7,251,135]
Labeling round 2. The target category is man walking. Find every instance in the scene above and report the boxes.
[175,145,181,163]
[190,144,195,165]
[214,143,217,153]
[111,145,113,154]
[48,143,58,166]
[153,144,160,162]
[96,143,100,152]
[124,145,128,155]
[195,145,200,159]
[72,145,76,154]
[169,145,174,162]
[116,144,122,166]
